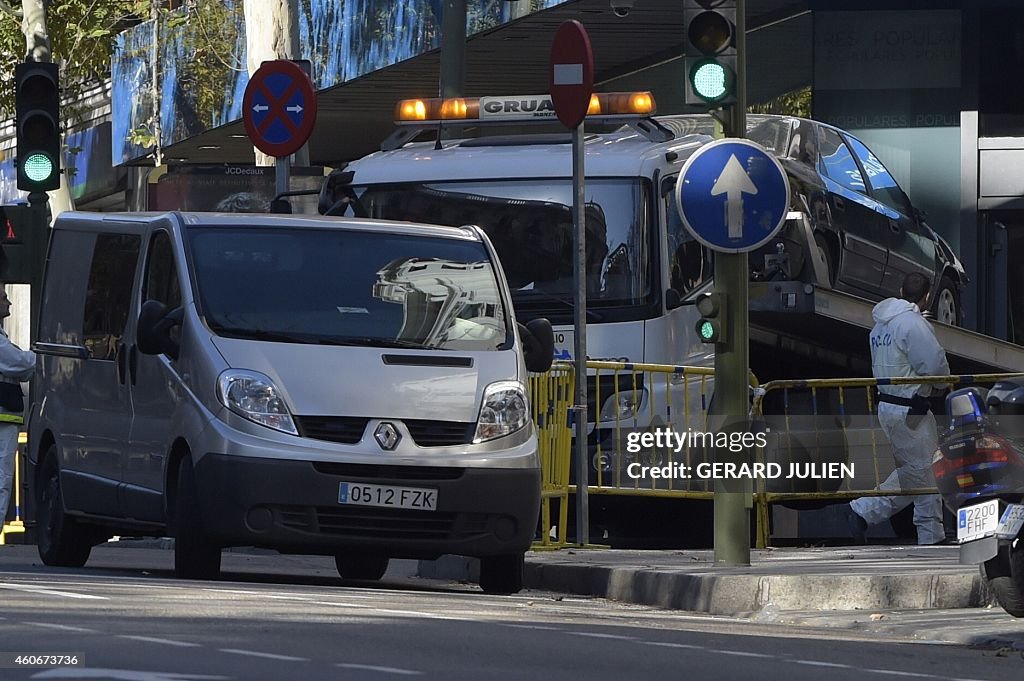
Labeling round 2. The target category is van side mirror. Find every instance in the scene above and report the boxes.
[519,318,554,373]
[137,300,183,360]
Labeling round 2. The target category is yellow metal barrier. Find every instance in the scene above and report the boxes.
[749,372,1024,548]
[0,430,28,545]
[529,362,574,548]
[527,360,1024,550]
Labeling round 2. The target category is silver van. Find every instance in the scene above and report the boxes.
[29,211,554,594]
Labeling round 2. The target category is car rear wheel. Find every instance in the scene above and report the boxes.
[931,275,960,326]
[335,553,389,581]
[36,448,92,568]
[479,553,525,594]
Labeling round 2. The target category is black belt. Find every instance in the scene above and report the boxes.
[876,393,916,407]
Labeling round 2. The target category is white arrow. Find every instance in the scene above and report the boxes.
[252,103,269,113]
[286,104,304,113]
[710,154,759,239]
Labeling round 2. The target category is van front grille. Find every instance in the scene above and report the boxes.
[311,462,464,481]
[403,420,475,446]
[295,416,369,444]
[275,504,490,541]
[295,416,474,447]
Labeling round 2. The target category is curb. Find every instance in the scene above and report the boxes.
[521,561,995,616]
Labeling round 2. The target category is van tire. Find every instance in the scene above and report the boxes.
[36,449,92,568]
[479,553,524,594]
[172,456,221,580]
[334,553,389,581]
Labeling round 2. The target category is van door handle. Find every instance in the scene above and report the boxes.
[117,342,127,384]
[129,345,139,386]
[833,196,846,212]
[889,220,901,234]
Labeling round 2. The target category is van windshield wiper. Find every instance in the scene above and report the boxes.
[514,289,603,322]
[322,336,428,349]
[208,325,314,344]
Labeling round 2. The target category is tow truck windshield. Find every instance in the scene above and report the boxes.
[353,179,654,323]
[187,226,510,351]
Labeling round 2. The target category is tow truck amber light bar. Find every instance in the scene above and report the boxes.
[394,92,656,125]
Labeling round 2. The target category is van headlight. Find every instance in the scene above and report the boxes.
[217,369,298,436]
[473,380,529,443]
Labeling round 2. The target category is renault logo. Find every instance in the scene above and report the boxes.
[374,422,401,451]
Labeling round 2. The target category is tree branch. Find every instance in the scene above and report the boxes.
[0,0,23,27]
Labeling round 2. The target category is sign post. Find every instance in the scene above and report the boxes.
[675,133,790,565]
[550,20,594,547]
[242,60,318,205]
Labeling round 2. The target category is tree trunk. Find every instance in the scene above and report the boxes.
[243,0,303,167]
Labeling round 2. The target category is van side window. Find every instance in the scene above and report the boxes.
[83,234,141,360]
[143,231,181,308]
[664,176,710,297]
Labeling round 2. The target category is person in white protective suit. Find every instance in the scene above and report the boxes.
[848,272,949,545]
[0,286,36,530]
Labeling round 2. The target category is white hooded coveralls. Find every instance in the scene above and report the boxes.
[850,297,948,545]
[0,327,36,526]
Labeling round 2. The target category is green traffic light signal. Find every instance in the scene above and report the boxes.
[695,291,727,344]
[683,1,738,108]
[22,152,54,184]
[15,61,61,192]
[689,59,733,102]
[698,319,717,342]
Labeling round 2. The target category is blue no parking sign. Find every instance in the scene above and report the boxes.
[674,138,791,254]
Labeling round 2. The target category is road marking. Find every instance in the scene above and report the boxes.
[219,648,309,662]
[118,635,201,648]
[567,632,635,641]
[0,582,107,600]
[500,624,563,631]
[712,650,776,659]
[336,663,423,675]
[32,669,229,680]
[24,622,99,633]
[641,641,705,650]
[793,660,853,668]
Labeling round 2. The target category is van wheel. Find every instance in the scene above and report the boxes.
[172,456,221,580]
[479,554,524,594]
[334,553,389,581]
[984,547,1024,618]
[36,449,92,568]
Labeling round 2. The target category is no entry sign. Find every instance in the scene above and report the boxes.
[549,20,594,129]
[242,60,318,158]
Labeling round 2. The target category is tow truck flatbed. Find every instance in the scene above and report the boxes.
[750,281,1024,377]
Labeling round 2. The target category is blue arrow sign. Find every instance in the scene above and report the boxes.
[674,138,791,254]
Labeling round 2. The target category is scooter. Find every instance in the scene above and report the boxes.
[932,381,1024,617]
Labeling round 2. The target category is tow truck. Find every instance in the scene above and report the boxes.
[318,91,1024,543]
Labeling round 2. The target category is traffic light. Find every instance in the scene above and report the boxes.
[695,291,727,344]
[683,1,737,107]
[15,61,61,192]
[0,205,36,284]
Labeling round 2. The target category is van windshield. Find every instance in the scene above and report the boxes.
[352,179,653,324]
[186,227,510,351]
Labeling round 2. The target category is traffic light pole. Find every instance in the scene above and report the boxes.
[712,0,750,567]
